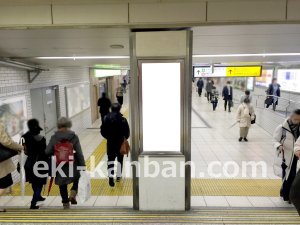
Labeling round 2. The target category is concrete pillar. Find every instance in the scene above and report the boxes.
[130,30,193,210]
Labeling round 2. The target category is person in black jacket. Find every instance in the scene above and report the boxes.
[197,78,204,97]
[97,93,111,122]
[101,103,130,187]
[222,81,233,112]
[266,78,281,111]
[22,119,49,210]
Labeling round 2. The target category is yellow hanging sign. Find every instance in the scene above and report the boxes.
[226,66,261,77]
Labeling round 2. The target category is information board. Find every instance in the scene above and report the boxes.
[255,69,273,87]
[277,69,300,93]
[194,66,261,78]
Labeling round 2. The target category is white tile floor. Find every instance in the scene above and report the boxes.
[1,90,289,209]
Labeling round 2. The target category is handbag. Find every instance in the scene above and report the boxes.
[265,97,273,105]
[0,143,18,163]
[251,115,256,124]
[229,100,234,108]
[120,138,130,157]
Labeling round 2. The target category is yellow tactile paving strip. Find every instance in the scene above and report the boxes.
[5,108,282,197]
[6,179,281,197]
[1,209,299,224]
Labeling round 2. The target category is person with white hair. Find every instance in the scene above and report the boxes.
[46,117,86,209]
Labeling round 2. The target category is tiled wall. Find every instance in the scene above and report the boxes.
[0,66,92,184]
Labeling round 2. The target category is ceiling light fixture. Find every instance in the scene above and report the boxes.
[110,45,124,49]
[193,53,300,57]
[36,56,130,59]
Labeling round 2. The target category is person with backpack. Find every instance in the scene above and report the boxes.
[101,103,130,187]
[97,92,111,122]
[0,124,24,213]
[197,78,204,97]
[273,109,300,203]
[211,86,219,112]
[236,98,255,142]
[21,119,49,209]
[45,117,86,209]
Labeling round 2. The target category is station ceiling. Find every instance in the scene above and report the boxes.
[1,24,300,68]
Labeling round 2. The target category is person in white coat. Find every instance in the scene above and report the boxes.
[291,133,300,215]
[273,109,300,202]
[236,98,255,142]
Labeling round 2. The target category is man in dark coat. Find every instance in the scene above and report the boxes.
[197,78,204,97]
[266,78,281,111]
[222,81,233,112]
[97,93,111,122]
[101,103,130,187]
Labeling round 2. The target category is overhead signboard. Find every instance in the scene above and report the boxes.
[94,69,121,78]
[193,66,261,78]
[277,69,300,93]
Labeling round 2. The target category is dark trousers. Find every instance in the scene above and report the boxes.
[117,96,123,105]
[280,155,298,201]
[59,180,79,203]
[212,102,218,111]
[108,153,124,178]
[198,88,202,96]
[224,99,232,111]
[290,170,300,216]
[31,183,43,206]
[266,103,277,111]
[207,92,212,101]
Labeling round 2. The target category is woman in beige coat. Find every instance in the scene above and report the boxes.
[236,98,255,142]
[0,124,23,212]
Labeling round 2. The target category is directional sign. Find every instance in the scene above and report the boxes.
[226,66,261,77]
[193,66,261,77]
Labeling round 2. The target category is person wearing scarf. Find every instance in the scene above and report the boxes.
[236,98,255,142]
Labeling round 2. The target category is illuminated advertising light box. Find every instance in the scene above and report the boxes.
[94,69,121,78]
[255,69,273,87]
[277,69,300,93]
[247,77,254,91]
[193,66,261,78]
[141,62,180,152]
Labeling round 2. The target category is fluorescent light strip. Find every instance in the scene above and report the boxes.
[36,53,300,59]
[36,56,130,59]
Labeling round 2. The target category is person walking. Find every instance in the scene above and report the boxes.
[197,78,204,97]
[122,79,127,93]
[291,135,300,215]
[266,78,281,111]
[273,109,300,202]
[101,103,130,187]
[116,84,124,106]
[46,117,86,209]
[97,92,111,122]
[240,90,252,104]
[205,79,214,102]
[222,81,233,112]
[236,98,255,142]
[22,119,49,209]
[0,124,23,213]
[211,86,219,112]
